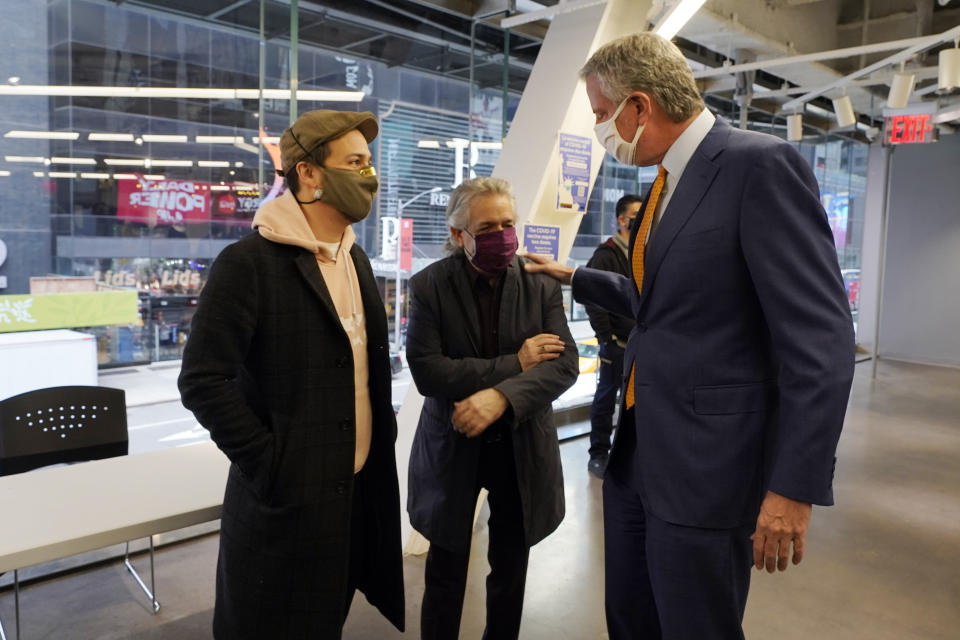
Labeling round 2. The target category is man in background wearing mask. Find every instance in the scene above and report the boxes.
[525,33,855,639]
[584,193,642,478]
[179,110,404,639]
[405,177,579,640]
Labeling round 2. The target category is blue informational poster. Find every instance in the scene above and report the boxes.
[523,224,561,261]
[557,133,592,213]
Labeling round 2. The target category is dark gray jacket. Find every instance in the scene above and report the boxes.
[178,233,404,639]
[584,236,635,345]
[405,253,579,552]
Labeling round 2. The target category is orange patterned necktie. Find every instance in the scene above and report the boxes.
[625,165,667,410]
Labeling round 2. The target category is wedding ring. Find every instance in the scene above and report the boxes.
[539,345,545,353]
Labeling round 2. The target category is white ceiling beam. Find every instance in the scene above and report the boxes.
[703,66,940,98]
[692,33,946,79]
[935,100,960,124]
[782,23,960,111]
[500,0,609,29]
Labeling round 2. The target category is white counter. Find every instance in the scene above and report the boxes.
[0,330,97,400]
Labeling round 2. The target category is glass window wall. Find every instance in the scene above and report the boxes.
[0,0,867,373]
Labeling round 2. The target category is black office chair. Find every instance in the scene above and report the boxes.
[0,386,158,640]
[0,385,128,475]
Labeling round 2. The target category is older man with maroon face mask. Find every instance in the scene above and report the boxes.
[405,176,579,640]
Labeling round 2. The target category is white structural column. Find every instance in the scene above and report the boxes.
[493,0,651,263]
[856,143,890,357]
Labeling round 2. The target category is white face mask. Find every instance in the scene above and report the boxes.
[593,96,644,165]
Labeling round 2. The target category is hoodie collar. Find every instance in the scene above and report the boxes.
[252,190,355,262]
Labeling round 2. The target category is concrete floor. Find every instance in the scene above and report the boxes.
[1,359,958,639]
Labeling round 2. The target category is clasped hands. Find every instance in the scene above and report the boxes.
[452,333,566,437]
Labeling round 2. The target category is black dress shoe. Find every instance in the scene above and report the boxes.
[587,456,608,479]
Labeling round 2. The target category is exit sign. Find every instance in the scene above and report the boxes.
[883,104,937,146]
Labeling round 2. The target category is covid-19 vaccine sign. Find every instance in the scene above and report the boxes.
[523,224,560,261]
[557,133,592,213]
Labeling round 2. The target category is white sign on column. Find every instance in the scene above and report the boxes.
[0,238,7,289]
[381,216,400,261]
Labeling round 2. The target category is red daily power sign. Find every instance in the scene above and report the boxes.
[118,176,211,224]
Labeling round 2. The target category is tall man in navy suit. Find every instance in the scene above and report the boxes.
[525,33,855,639]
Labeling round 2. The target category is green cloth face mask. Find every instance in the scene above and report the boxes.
[319,165,379,222]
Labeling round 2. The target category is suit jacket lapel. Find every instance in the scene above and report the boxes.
[294,250,348,341]
[637,119,729,311]
[447,255,483,355]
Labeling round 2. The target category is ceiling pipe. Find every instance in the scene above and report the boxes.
[701,66,939,98]
[782,23,960,112]
[692,33,950,79]
[500,0,608,29]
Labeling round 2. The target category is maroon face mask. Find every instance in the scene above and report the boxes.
[466,226,518,274]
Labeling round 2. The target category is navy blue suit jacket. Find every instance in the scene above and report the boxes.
[573,117,855,529]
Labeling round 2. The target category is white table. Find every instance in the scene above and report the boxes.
[0,442,229,639]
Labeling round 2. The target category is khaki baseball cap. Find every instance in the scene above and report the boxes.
[278,109,378,174]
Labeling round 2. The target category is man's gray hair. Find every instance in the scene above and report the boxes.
[443,176,517,254]
[579,32,704,123]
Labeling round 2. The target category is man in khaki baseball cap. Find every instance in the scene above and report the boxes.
[179,106,405,639]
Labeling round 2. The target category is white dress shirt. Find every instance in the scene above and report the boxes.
[648,107,716,238]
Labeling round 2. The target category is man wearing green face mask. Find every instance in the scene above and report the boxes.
[178,109,404,639]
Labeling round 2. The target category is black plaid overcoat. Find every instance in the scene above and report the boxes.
[179,232,404,639]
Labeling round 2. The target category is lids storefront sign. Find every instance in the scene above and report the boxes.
[118,176,211,224]
[94,269,203,290]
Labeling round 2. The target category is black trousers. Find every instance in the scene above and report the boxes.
[589,342,624,459]
[421,432,529,640]
[603,469,754,640]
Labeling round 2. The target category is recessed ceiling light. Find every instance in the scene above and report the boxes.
[50,157,96,165]
[4,130,79,140]
[5,156,47,163]
[150,160,194,167]
[88,133,135,142]
[141,134,188,143]
[0,85,364,102]
[196,135,245,144]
